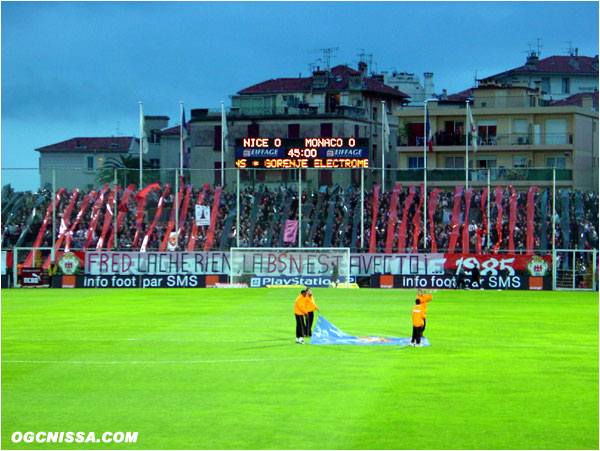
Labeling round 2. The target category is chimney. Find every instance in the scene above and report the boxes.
[312,70,328,89]
[372,74,384,83]
[525,52,538,70]
[358,61,368,77]
[581,95,594,110]
[423,72,434,99]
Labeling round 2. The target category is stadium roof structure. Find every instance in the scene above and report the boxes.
[480,55,599,82]
[237,65,410,99]
[35,137,136,153]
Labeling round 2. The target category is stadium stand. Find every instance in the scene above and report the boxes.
[2,183,598,261]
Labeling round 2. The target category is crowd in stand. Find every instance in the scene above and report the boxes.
[2,183,598,254]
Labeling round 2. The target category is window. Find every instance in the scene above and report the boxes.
[512,155,528,168]
[320,170,333,185]
[561,78,570,94]
[86,156,94,170]
[320,123,333,138]
[513,119,529,144]
[541,77,550,94]
[546,156,566,169]
[354,125,359,137]
[408,156,424,169]
[445,156,465,169]
[477,120,497,144]
[97,157,103,169]
[214,125,222,150]
[545,118,568,144]
[288,124,300,138]
[248,123,259,138]
[476,156,497,169]
[150,130,161,144]
[150,159,160,169]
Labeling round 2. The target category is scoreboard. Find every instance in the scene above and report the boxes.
[235,137,369,169]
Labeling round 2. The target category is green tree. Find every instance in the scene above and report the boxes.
[96,155,159,188]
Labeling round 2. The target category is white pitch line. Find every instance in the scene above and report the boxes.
[1,356,315,365]
[2,337,289,343]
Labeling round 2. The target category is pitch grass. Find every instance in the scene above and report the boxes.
[1,288,598,450]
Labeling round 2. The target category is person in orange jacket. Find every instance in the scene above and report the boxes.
[294,290,308,344]
[304,287,319,337]
[416,289,433,336]
[411,299,426,347]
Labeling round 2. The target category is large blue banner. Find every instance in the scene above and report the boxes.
[310,315,431,346]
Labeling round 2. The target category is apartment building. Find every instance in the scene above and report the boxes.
[479,52,598,102]
[395,84,599,192]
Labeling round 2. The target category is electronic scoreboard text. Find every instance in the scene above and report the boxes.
[235,137,370,169]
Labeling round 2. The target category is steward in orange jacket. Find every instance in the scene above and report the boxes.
[294,290,308,344]
[411,299,426,346]
[416,289,433,335]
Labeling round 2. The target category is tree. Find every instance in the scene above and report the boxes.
[96,155,159,188]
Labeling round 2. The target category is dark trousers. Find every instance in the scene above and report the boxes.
[412,326,423,344]
[422,318,426,336]
[295,314,306,338]
[306,311,314,336]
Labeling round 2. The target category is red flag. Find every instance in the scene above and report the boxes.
[492,186,504,253]
[428,188,441,253]
[397,185,416,252]
[385,183,402,253]
[476,188,488,254]
[508,185,518,252]
[369,185,381,253]
[411,184,425,252]
[284,220,298,243]
[526,186,539,254]
[447,186,464,253]
[462,188,473,253]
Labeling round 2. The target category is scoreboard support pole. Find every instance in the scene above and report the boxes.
[298,168,302,245]
[360,167,364,250]
[236,169,240,248]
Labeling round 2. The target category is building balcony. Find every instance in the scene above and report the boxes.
[393,168,573,186]
[225,104,369,120]
[398,133,574,150]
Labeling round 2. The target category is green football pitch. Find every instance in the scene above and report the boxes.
[1,287,598,450]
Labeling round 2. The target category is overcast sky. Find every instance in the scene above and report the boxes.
[1,1,598,190]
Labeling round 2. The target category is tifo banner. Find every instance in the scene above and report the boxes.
[443,253,551,276]
[85,251,446,276]
[311,315,430,346]
[84,251,551,277]
[86,251,229,275]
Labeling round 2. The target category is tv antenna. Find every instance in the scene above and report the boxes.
[313,47,339,70]
[564,41,576,56]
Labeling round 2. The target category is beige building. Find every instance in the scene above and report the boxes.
[395,85,599,192]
